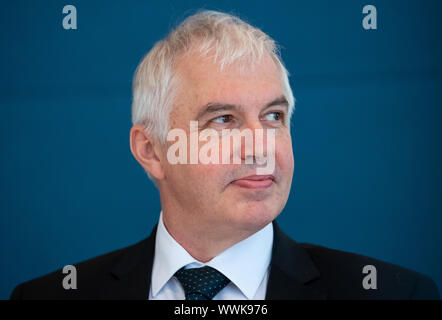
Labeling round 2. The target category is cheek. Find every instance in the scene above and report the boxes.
[276,135,294,174]
[165,162,226,194]
[195,164,230,192]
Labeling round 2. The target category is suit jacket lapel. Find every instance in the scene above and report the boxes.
[99,225,157,299]
[266,221,327,300]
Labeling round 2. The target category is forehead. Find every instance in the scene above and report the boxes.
[172,52,284,116]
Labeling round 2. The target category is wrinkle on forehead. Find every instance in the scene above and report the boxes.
[171,51,284,118]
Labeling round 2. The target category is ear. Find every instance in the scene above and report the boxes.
[130,125,165,181]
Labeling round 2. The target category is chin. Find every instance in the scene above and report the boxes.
[234,203,280,232]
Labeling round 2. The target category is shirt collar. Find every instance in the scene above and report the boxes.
[150,211,273,299]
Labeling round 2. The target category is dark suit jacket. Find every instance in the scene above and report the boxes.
[10,222,440,300]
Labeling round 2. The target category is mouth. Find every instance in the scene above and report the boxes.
[231,175,275,189]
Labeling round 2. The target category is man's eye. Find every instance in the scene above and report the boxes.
[263,112,283,121]
[211,115,233,124]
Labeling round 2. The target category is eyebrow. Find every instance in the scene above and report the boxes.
[196,95,289,119]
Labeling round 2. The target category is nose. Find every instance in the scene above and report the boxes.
[238,119,271,165]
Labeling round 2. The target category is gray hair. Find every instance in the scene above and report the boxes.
[131,10,295,184]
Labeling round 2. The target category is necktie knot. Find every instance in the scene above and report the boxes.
[174,266,230,300]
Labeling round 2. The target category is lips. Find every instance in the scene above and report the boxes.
[231,175,275,189]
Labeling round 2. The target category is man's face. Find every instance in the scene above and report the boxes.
[159,52,294,233]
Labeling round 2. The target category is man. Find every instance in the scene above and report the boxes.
[11,10,439,300]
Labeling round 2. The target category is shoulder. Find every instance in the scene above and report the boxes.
[298,242,440,300]
[10,240,145,300]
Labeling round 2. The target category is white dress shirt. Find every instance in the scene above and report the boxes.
[148,212,273,300]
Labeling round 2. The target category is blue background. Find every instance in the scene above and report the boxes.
[1,0,441,299]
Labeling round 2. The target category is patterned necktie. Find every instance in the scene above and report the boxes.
[174,266,230,300]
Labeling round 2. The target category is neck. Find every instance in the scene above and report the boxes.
[160,209,255,263]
